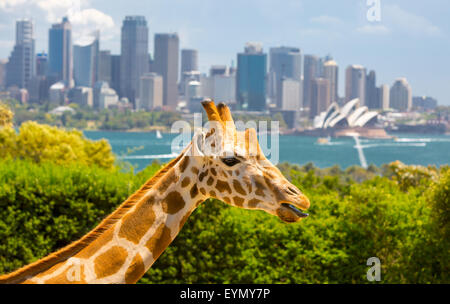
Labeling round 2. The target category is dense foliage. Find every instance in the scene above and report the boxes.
[0,121,115,169]
[0,158,448,283]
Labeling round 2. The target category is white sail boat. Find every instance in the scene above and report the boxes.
[156,130,163,139]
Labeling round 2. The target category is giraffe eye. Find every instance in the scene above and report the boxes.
[221,157,240,167]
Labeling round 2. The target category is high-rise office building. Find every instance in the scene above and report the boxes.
[153,33,179,109]
[323,60,338,105]
[0,59,7,89]
[36,52,48,76]
[179,49,198,96]
[345,65,366,106]
[73,31,99,87]
[236,42,267,111]
[310,78,330,118]
[366,70,379,109]
[6,19,35,89]
[269,46,302,109]
[378,84,390,110]
[181,49,198,76]
[390,78,412,112]
[280,78,301,111]
[98,50,112,85]
[120,16,149,107]
[48,17,73,87]
[111,55,121,95]
[303,55,318,110]
[138,72,163,110]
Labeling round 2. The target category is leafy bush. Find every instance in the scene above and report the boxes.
[0,122,115,169]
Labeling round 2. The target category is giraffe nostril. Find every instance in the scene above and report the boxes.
[287,186,300,195]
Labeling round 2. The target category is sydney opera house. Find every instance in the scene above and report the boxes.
[302,98,390,138]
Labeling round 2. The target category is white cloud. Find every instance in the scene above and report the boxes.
[69,8,115,43]
[384,4,442,37]
[310,15,343,26]
[356,24,390,35]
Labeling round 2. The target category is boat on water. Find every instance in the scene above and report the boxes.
[156,130,162,139]
[317,137,330,144]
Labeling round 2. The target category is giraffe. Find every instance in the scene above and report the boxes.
[0,100,310,284]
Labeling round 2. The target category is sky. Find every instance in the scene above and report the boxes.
[0,0,449,105]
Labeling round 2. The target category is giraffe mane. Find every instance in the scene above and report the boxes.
[0,151,185,284]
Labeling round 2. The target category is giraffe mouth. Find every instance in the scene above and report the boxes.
[277,203,309,223]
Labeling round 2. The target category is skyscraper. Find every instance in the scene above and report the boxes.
[120,16,149,107]
[98,50,112,84]
[390,78,412,112]
[153,33,179,109]
[181,49,198,76]
[180,49,198,96]
[236,42,267,111]
[36,52,48,76]
[269,46,302,109]
[378,84,390,110]
[345,65,366,106]
[48,17,73,87]
[310,78,330,118]
[303,55,318,110]
[365,70,379,109]
[323,60,338,105]
[138,72,163,110]
[0,59,7,89]
[6,19,35,89]
[73,31,99,87]
[111,55,121,96]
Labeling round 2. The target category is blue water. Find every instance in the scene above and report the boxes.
[83,131,450,171]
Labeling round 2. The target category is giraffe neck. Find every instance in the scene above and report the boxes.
[25,152,206,284]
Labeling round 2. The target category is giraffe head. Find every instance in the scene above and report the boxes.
[189,100,310,223]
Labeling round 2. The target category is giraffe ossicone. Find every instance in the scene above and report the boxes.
[0,100,310,284]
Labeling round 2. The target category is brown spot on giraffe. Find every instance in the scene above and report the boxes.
[125,254,145,284]
[190,184,199,198]
[254,177,266,197]
[210,168,217,176]
[207,176,214,186]
[161,191,186,214]
[233,196,245,207]
[248,198,261,208]
[233,180,247,196]
[209,190,216,197]
[158,169,179,194]
[181,177,190,188]
[179,157,190,173]
[191,167,199,174]
[94,246,128,279]
[216,180,232,194]
[145,224,172,259]
[118,197,156,244]
[199,170,208,182]
[199,187,206,195]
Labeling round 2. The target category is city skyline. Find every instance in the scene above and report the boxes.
[0,0,448,105]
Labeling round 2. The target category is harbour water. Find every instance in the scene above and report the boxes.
[84,131,450,171]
